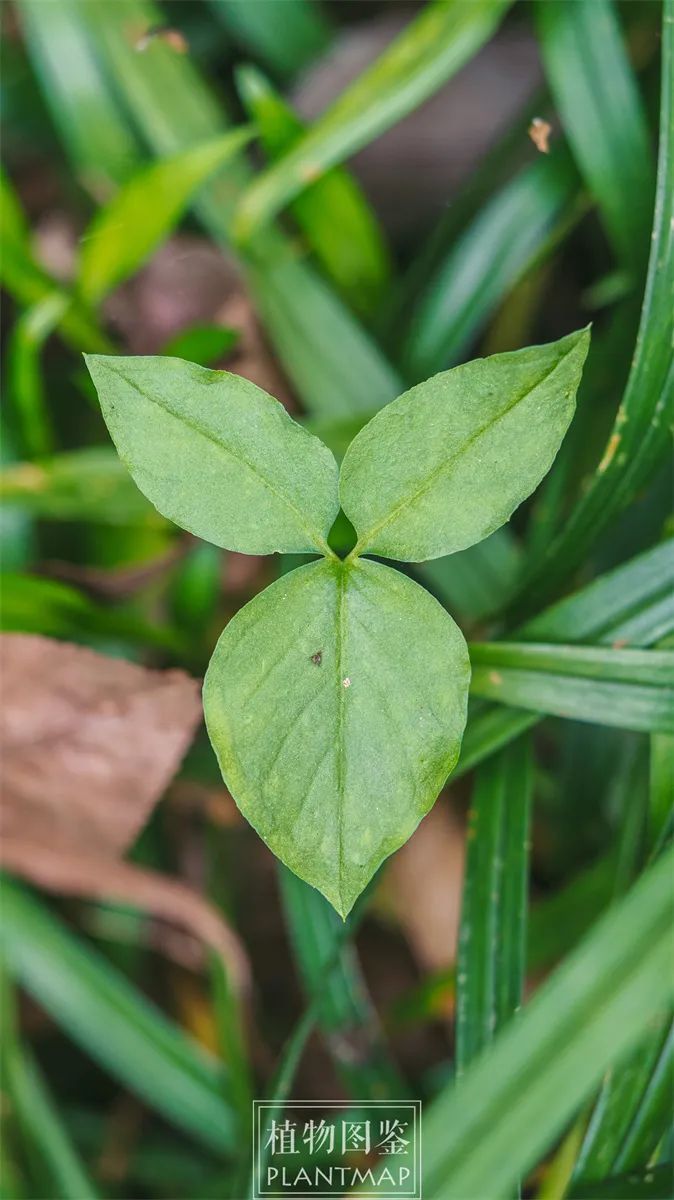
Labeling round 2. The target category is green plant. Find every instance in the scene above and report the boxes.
[3,0,673,1196]
[86,327,589,916]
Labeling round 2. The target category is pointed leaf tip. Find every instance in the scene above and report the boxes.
[340,327,591,562]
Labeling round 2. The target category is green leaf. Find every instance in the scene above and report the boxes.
[650,731,674,847]
[469,643,674,733]
[4,1045,99,1200]
[568,1165,674,1200]
[84,354,339,556]
[456,736,533,1074]
[521,539,674,646]
[279,868,404,1096]
[0,167,31,249]
[573,1018,674,1185]
[527,855,615,975]
[237,65,391,317]
[510,0,674,615]
[233,0,512,241]
[0,880,236,1156]
[611,1019,674,1174]
[77,130,253,304]
[203,557,470,917]
[414,528,521,623]
[0,171,111,355]
[422,846,674,1198]
[247,256,401,418]
[16,0,142,196]
[0,448,164,526]
[161,323,239,367]
[399,148,581,381]
[341,329,590,562]
[455,539,674,777]
[7,293,68,459]
[206,0,332,82]
[71,0,403,418]
[0,572,181,652]
[536,0,654,274]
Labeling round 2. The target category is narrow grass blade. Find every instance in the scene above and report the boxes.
[569,749,672,1185]
[279,868,404,1098]
[0,172,111,354]
[233,0,513,241]
[16,0,140,195]
[1,880,237,1155]
[206,0,331,81]
[536,0,654,274]
[4,1044,99,1199]
[423,847,674,1198]
[568,1165,674,1199]
[527,855,615,974]
[0,447,161,526]
[78,129,253,304]
[469,643,674,733]
[74,0,402,417]
[520,540,674,645]
[456,541,674,776]
[456,736,533,1074]
[245,1008,316,1200]
[237,65,391,316]
[650,732,674,846]
[7,294,68,458]
[0,571,182,652]
[209,952,253,1134]
[400,149,581,381]
[245,257,401,416]
[384,84,548,340]
[573,1018,673,1185]
[612,1019,674,1173]
[1,961,99,1199]
[414,529,521,623]
[511,1,673,615]
[483,640,672,687]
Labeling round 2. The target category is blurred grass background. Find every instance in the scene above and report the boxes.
[1,1,673,1197]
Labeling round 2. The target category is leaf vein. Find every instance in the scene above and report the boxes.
[117,368,330,552]
[352,347,577,554]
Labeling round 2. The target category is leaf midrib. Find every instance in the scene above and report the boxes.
[349,347,576,556]
[335,563,348,915]
[115,366,333,554]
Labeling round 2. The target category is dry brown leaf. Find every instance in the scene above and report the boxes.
[528,117,552,154]
[1,634,201,854]
[0,634,249,989]
[0,841,249,990]
[384,800,465,973]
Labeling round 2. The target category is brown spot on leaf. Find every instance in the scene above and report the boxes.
[598,432,621,473]
[299,162,321,183]
[311,651,323,666]
[135,25,189,53]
